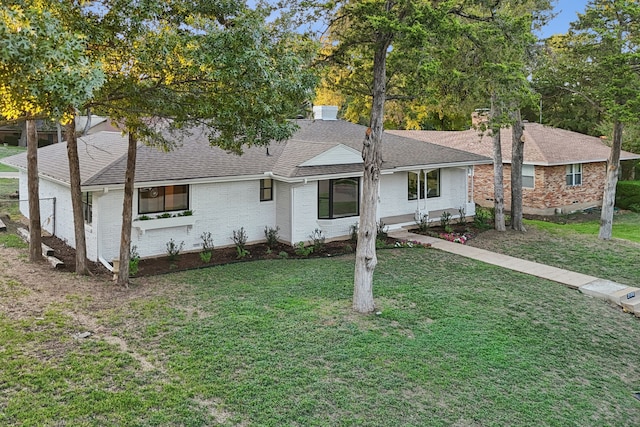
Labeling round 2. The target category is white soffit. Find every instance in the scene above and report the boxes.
[299,144,363,167]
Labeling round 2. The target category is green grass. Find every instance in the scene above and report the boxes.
[2,248,640,426]
[0,178,20,218]
[526,212,640,243]
[0,145,25,172]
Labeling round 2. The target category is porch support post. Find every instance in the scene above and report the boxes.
[422,169,427,214]
[415,170,420,215]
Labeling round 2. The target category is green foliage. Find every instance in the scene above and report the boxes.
[474,206,493,229]
[307,228,325,252]
[156,213,172,219]
[376,219,388,240]
[200,232,214,263]
[278,251,289,259]
[415,214,430,233]
[165,239,184,263]
[264,226,280,249]
[294,241,313,257]
[129,245,140,276]
[457,206,466,225]
[0,3,104,121]
[232,227,248,250]
[349,222,359,242]
[440,211,452,232]
[616,181,640,212]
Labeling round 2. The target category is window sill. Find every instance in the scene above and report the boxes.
[133,216,196,234]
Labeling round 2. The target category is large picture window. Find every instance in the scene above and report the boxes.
[566,164,582,186]
[408,170,440,200]
[139,185,189,214]
[318,178,360,219]
[260,178,273,202]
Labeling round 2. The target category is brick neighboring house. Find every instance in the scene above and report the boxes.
[390,123,640,215]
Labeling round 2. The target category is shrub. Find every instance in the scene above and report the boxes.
[440,211,452,232]
[199,251,212,263]
[616,181,640,211]
[349,223,359,242]
[474,206,492,229]
[308,228,325,252]
[264,226,280,249]
[232,227,248,252]
[294,241,313,257]
[199,232,214,264]
[343,243,354,253]
[377,219,388,240]
[415,214,429,233]
[278,251,289,259]
[457,206,466,225]
[166,239,184,263]
[129,245,140,276]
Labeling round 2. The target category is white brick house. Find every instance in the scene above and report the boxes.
[3,109,490,264]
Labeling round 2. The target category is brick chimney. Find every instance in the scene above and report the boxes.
[313,105,338,121]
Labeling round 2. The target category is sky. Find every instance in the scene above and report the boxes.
[538,0,590,38]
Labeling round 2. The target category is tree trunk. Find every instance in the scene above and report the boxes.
[510,109,526,232]
[116,132,137,286]
[353,36,390,314]
[599,120,623,240]
[490,93,506,232]
[26,119,43,262]
[65,115,90,275]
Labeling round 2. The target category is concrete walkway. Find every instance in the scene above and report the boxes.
[0,172,19,179]
[390,230,640,317]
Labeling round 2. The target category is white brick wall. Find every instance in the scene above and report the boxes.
[275,181,292,243]
[378,168,469,217]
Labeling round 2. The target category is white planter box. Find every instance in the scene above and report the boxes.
[133,216,196,234]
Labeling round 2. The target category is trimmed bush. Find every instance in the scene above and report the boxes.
[616,181,640,212]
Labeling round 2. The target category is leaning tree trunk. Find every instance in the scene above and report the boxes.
[26,119,43,262]
[116,133,137,286]
[353,36,390,314]
[490,93,506,232]
[599,120,623,240]
[65,115,90,275]
[510,109,526,232]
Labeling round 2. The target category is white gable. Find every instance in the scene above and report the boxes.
[299,144,363,167]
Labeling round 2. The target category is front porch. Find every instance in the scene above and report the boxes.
[381,207,468,231]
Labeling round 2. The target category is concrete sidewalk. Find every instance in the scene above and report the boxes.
[390,230,640,317]
[0,172,19,179]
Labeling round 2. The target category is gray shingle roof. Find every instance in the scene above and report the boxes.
[1,119,491,187]
[389,123,640,165]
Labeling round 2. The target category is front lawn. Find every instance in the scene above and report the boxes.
[1,247,639,426]
[525,212,640,243]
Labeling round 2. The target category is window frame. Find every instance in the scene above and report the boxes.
[260,178,273,202]
[408,169,440,200]
[566,164,582,186]
[522,164,535,189]
[318,177,360,219]
[138,185,189,215]
[82,192,92,224]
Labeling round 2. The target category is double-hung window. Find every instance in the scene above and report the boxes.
[566,164,582,186]
[260,179,273,201]
[139,185,189,214]
[318,178,360,219]
[408,170,440,200]
[522,165,535,188]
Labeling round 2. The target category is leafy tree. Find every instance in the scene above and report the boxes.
[535,0,640,239]
[0,2,104,263]
[80,1,316,286]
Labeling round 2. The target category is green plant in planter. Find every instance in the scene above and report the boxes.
[180,210,193,216]
[157,213,172,219]
[137,215,151,221]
